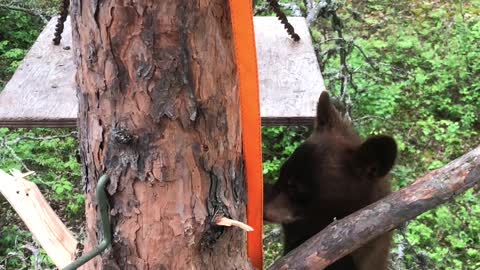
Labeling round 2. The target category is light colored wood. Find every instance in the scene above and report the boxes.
[0,17,77,128]
[255,17,325,125]
[0,16,324,127]
[0,169,78,269]
[215,217,254,232]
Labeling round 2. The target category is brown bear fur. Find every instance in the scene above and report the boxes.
[264,91,397,270]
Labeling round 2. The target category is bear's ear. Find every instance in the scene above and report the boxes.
[352,135,397,179]
[315,91,339,131]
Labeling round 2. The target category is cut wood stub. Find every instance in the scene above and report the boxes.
[0,16,324,127]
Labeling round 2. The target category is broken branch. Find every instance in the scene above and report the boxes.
[215,217,254,232]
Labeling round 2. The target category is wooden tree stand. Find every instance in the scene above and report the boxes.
[0,16,325,128]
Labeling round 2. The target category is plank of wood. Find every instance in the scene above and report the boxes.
[0,17,77,128]
[254,17,325,126]
[0,16,324,127]
[0,169,78,269]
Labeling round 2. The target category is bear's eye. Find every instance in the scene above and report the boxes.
[286,179,310,203]
[286,179,297,193]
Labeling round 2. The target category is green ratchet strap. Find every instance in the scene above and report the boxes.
[63,174,112,270]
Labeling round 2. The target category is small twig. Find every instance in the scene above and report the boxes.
[23,243,41,270]
[392,239,406,269]
[352,115,408,125]
[7,131,78,145]
[319,37,348,44]
[398,225,429,270]
[10,169,35,179]
[304,0,315,10]
[0,251,28,268]
[351,42,380,72]
[215,217,254,232]
[0,139,31,171]
[263,227,283,245]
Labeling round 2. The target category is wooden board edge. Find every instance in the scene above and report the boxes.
[0,120,77,128]
[261,117,315,126]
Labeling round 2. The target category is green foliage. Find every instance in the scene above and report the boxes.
[263,224,284,267]
[0,10,42,87]
[0,128,82,269]
[0,0,62,87]
[262,126,310,183]
[395,189,480,269]
[348,13,480,163]
[0,225,54,269]
[0,225,32,269]
[0,128,83,215]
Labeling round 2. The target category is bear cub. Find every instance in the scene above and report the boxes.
[264,91,397,270]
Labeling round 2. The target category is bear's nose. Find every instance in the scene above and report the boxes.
[264,192,296,224]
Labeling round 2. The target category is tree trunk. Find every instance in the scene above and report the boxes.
[72,1,252,269]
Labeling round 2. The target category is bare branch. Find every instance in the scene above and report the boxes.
[7,131,78,145]
[305,0,315,10]
[23,243,41,270]
[0,139,31,171]
[318,37,348,44]
[306,1,328,27]
[263,227,283,246]
[269,145,480,270]
[0,4,48,23]
[0,131,76,172]
[397,225,430,270]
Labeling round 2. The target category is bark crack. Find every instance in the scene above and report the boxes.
[178,0,198,123]
[200,167,231,249]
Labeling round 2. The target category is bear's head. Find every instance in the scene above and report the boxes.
[264,91,397,226]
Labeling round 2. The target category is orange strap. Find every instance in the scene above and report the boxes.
[228,1,264,269]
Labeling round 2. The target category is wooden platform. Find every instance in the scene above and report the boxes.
[0,17,325,128]
[254,17,325,125]
[0,17,77,128]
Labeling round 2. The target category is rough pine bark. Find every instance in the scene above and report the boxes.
[71,1,252,269]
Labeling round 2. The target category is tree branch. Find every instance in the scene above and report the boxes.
[269,145,480,270]
[306,0,327,27]
[6,131,78,145]
[0,139,31,171]
[263,227,283,246]
[0,4,48,23]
